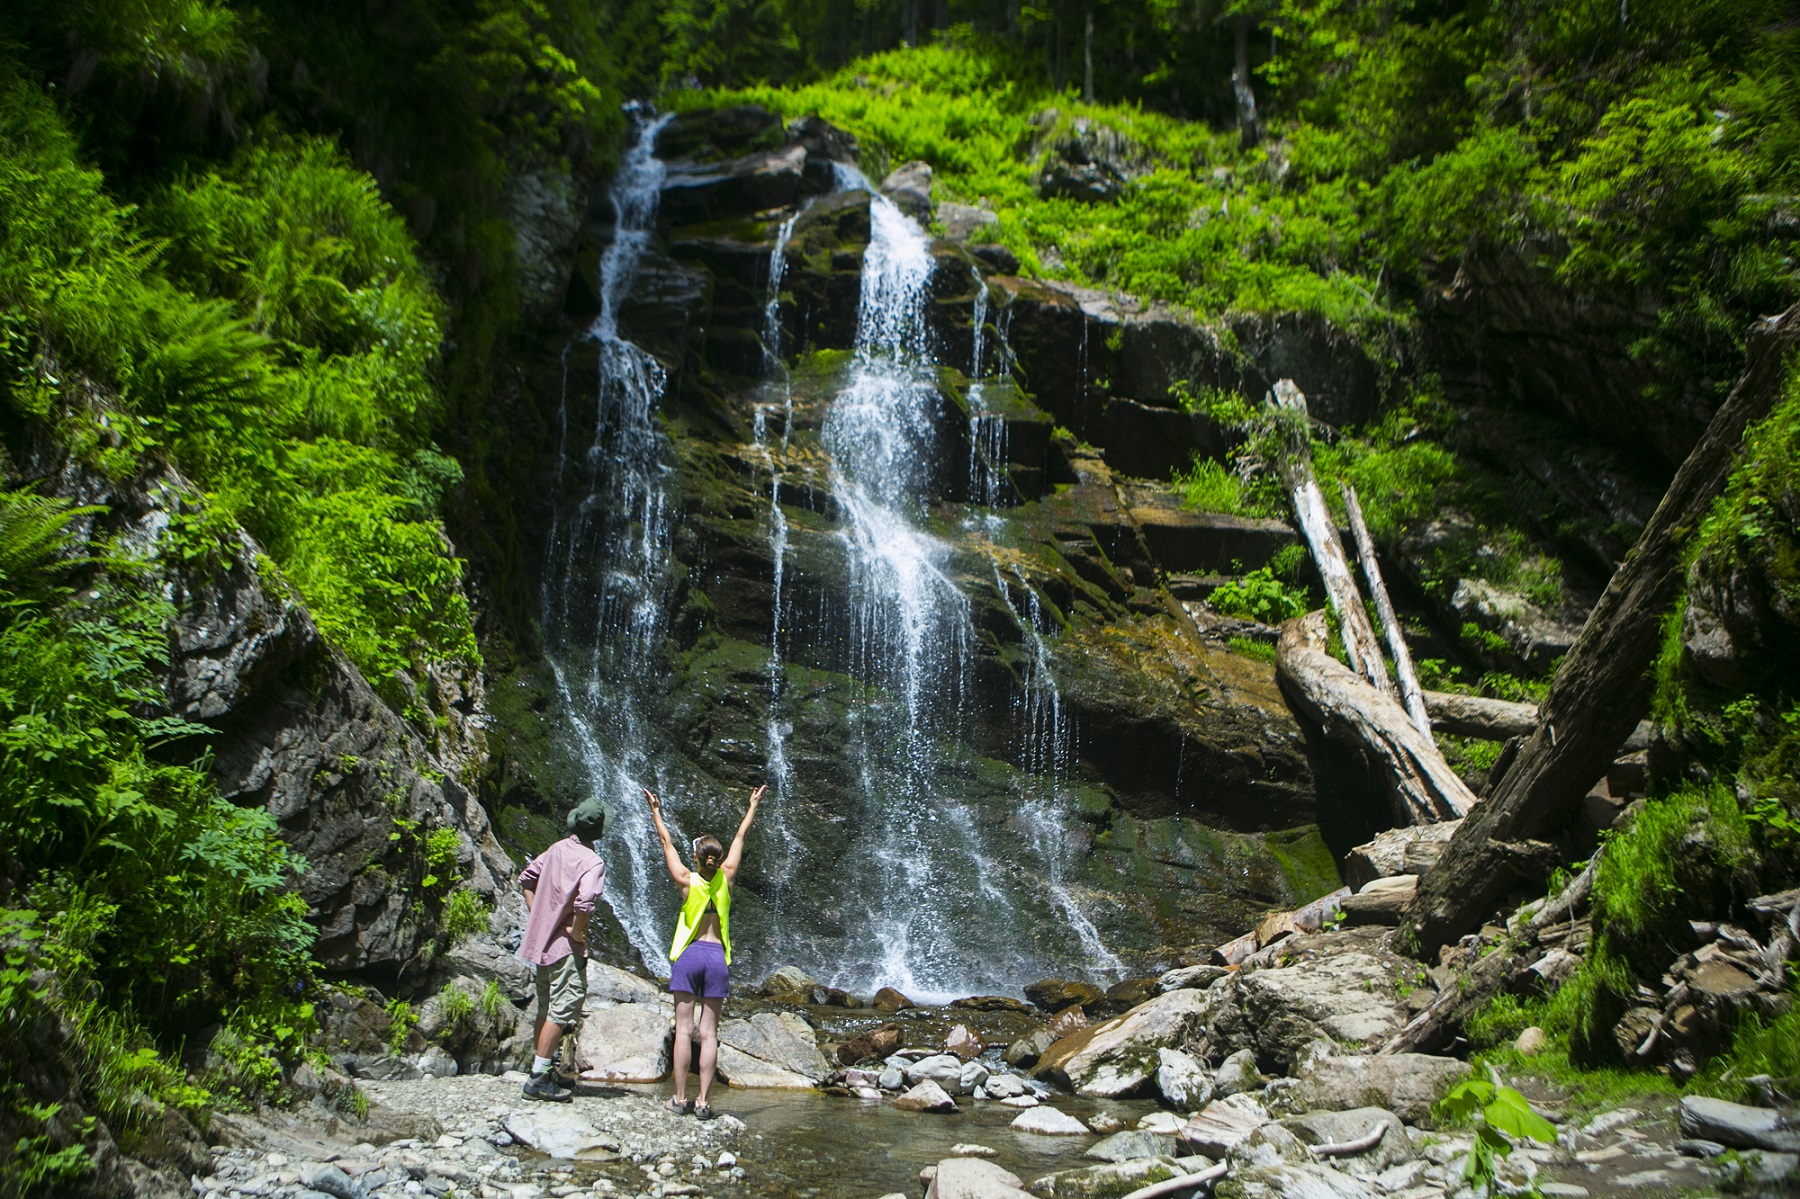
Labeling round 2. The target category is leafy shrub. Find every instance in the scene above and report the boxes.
[1209,567,1310,625]
[441,890,490,945]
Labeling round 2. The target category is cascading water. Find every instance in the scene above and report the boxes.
[544,120,1122,996]
[539,110,687,970]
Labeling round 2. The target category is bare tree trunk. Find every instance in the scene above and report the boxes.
[1277,611,1476,825]
[903,0,919,46]
[1343,483,1429,738]
[1271,382,1391,697]
[1404,301,1800,957]
[1083,4,1095,102]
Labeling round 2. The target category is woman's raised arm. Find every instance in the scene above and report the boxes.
[722,785,765,880]
[643,788,690,886]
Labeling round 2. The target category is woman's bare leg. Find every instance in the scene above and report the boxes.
[671,993,696,1104]
[696,996,724,1106]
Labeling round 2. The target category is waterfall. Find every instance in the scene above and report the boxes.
[539,110,685,970]
[542,122,1122,996]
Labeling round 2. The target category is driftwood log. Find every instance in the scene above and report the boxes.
[1404,301,1800,956]
[1271,381,1393,696]
[1343,482,1430,737]
[1276,610,1475,824]
[1422,691,1539,741]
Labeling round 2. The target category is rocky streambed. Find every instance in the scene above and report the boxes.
[198,922,1799,1199]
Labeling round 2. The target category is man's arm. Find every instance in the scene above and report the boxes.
[520,855,542,911]
[723,785,765,879]
[567,860,604,948]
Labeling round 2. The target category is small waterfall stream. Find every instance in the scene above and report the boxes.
[540,111,683,968]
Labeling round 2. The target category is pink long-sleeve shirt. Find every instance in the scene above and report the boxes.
[516,836,606,967]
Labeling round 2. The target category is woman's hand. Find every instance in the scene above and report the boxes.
[643,787,661,814]
[748,784,766,807]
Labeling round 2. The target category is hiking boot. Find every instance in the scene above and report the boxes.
[522,1071,573,1103]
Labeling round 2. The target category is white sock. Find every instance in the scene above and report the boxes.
[532,1055,554,1075]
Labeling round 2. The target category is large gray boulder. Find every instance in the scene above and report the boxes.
[1288,1054,1468,1124]
[1678,1096,1800,1152]
[716,1012,830,1088]
[1085,1130,1175,1163]
[1180,1093,1273,1158]
[1208,938,1409,1068]
[1026,1157,1188,1199]
[576,1002,671,1082]
[1215,1163,1382,1199]
[501,1109,621,1159]
[1280,1108,1414,1173]
[1034,989,1212,1097]
[926,1157,1028,1198]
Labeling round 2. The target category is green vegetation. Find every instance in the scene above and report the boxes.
[1209,567,1310,626]
[1438,1076,1556,1198]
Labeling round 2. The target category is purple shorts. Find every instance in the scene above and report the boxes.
[670,940,730,999]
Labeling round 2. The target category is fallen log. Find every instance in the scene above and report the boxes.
[1404,301,1800,956]
[1276,610,1475,824]
[1343,482,1430,738]
[1271,380,1392,696]
[1119,1161,1229,1199]
[1422,691,1539,741]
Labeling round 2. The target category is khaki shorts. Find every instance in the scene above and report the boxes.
[534,951,587,1026]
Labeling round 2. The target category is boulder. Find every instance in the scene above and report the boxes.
[984,1073,1027,1100]
[1213,1049,1260,1099]
[953,996,1036,1013]
[1026,980,1105,1013]
[960,1060,992,1093]
[1229,1123,1315,1169]
[1515,1026,1550,1056]
[879,1067,904,1090]
[1103,978,1161,1010]
[881,161,934,222]
[908,1054,970,1090]
[785,114,860,194]
[715,1012,831,1088]
[925,1157,1026,1199]
[1137,1112,1185,1135]
[943,1024,987,1061]
[585,961,667,1007]
[874,987,916,1012]
[1156,1047,1211,1112]
[1158,965,1230,993]
[1034,989,1212,1097]
[895,1081,960,1114]
[939,203,1000,243]
[1290,1054,1468,1124]
[1214,1163,1382,1199]
[660,144,806,225]
[1085,1130,1175,1163]
[1011,1106,1092,1136]
[576,1002,671,1083]
[1677,1096,1800,1152]
[838,1023,904,1066]
[1208,945,1408,1068]
[502,1110,621,1160]
[761,966,819,1001]
[415,1045,458,1078]
[1006,1029,1058,1068]
[1001,1095,1040,1108]
[1180,1094,1273,1159]
[1280,1108,1413,1172]
[1026,1157,1188,1199]
[1047,1006,1090,1040]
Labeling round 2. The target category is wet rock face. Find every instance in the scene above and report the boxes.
[34,449,510,979]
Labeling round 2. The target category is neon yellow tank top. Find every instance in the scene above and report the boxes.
[669,867,731,964]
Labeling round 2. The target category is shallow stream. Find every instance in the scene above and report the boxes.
[621,1084,1162,1197]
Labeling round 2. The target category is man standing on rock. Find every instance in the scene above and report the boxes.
[516,798,612,1102]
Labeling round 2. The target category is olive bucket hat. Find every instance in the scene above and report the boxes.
[567,797,615,842]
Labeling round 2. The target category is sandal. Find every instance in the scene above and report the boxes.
[694,1103,717,1121]
[665,1097,694,1116]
